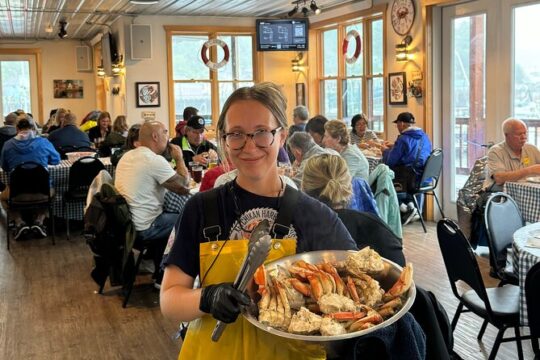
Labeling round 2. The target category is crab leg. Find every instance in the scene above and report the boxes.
[347,276,360,303]
[327,311,366,321]
[307,274,323,300]
[288,278,311,297]
[320,263,345,296]
[384,263,413,301]
[348,313,383,332]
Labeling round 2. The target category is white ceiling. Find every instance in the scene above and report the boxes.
[0,0,360,41]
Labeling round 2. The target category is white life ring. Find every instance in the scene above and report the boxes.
[201,39,230,71]
[343,30,362,64]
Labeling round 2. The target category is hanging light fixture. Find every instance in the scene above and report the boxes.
[396,35,413,62]
[129,0,160,4]
[58,20,67,39]
[289,0,321,17]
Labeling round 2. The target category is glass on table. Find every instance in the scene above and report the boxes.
[192,165,203,183]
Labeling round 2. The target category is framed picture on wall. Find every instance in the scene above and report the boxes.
[136,82,160,107]
[53,80,84,99]
[388,72,407,105]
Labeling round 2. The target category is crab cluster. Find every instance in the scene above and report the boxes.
[253,247,413,336]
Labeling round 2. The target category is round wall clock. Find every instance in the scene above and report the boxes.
[391,0,415,36]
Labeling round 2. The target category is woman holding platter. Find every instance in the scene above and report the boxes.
[160,82,357,360]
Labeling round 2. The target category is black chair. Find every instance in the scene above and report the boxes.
[526,262,540,357]
[5,162,55,249]
[57,145,97,160]
[405,148,445,233]
[437,219,525,360]
[64,156,105,240]
[484,192,522,286]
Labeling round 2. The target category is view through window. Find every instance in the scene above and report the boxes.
[0,60,31,117]
[170,33,254,127]
[318,15,384,132]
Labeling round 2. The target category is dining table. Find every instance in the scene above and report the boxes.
[512,222,540,326]
[0,157,114,220]
[505,180,540,223]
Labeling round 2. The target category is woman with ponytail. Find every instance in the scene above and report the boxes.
[302,154,405,266]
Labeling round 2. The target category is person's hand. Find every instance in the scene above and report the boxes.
[199,283,251,323]
[208,149,218,161]
[193,153,208,165]
[168,143,183,161]
[358,142,370,150]
[527,164,540,176]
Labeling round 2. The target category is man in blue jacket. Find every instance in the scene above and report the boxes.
[383,112,432,225]
[0,117,60,239]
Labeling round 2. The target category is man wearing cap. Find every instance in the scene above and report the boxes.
[172,115,217,168]
[383,112,432,224]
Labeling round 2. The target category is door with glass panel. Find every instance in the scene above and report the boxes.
[441,0,540,218]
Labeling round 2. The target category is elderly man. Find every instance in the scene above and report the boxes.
[115,121,190,286]
[287,132,338,186]
[287,105,309,162]
[0,112,18,153]
[47,112,92,151]
[172,115,217,168]
[382,112,432,225]
[1,116,60,239]
[485,118,540,191]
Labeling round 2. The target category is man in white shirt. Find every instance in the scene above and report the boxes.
[115,121,190,284]
[485,117,540,191]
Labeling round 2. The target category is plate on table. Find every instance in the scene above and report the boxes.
[243,249,415,353]
[526,176,540,184]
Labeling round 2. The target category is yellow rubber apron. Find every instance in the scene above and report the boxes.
[179,238,326,360]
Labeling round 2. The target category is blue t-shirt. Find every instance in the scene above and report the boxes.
[163,181,357,278]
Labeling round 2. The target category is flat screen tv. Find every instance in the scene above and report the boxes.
[101,32,119,76]
[256,19,309,51]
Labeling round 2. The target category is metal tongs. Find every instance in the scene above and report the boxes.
[211,219,272,342]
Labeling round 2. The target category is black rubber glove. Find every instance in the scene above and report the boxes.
[199,283,251,323]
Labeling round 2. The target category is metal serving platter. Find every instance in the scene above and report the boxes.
[244,250,416,342]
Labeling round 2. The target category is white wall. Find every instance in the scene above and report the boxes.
[0,41,97,124]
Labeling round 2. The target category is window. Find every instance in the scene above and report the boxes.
[0,61,31,117]
[318,15,384,131]
[168,29,256,130]
[513,2,540,146]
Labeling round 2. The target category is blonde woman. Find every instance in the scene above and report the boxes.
[44,108,69,134]
[302,153,405,266]
[322,119,369,180]
[160,82,356,360]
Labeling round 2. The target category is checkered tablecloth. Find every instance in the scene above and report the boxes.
[366,156,382,173]
[512,223,540,326]
[505,181,540,223]
[163,191,192,215]
[0,158,114,220]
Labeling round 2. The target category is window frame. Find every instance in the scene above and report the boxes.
[165,26,259,132]
[0,49,43,124]
[313,10,385,133]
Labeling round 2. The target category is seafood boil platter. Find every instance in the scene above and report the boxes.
[244,247,416,342]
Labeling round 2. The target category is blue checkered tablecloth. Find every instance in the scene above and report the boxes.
[512,223,540,326]
[0,158,114,220]
[505,181,540,223]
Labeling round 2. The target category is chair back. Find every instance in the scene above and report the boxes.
[436,219,493,312]
[419,148,443,190]
[526,262,540,337]
[9,162,50,199]
[68,156,105,193]
[484,192,524,272]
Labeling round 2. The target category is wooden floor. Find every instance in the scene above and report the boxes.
[0,219,534,359]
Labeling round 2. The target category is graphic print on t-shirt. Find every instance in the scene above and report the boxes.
[229,207,297,240]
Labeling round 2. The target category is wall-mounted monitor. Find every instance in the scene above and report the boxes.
[256,19,309,51]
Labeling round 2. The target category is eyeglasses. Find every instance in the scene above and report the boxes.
[223,127,282,150]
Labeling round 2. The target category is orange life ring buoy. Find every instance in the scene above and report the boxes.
[343,30,362,64]
[201,39,230,71]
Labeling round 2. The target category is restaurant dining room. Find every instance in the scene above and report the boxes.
[1,0,539,359]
